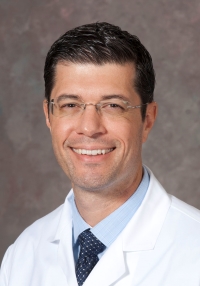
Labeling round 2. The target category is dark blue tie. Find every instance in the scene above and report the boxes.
[75,229,106,286]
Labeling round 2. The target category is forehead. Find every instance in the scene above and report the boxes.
[51,62,139,101]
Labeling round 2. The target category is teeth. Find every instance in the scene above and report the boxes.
[73,148,114,155]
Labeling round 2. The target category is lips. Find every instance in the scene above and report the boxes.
[72,148,114,155]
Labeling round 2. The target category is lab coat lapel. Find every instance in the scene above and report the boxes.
[122,169,171,252]
[50,192,78,286]
[83,235,127,286]
[30,240,69,286]
[57,226,78,286]
[38,264,72,286]
[29,197,75,286]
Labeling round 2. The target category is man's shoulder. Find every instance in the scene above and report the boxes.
[170,195,200,224]
[161,194,200,248]
[15,203,65,246]
[148,168,200,225]
[0,203,66,279]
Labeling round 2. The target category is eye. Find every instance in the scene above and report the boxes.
[103,102,126,111]
[100,102,127,115]
[59,102,80,109]
[109,103,123,109]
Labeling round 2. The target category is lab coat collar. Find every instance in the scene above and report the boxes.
[47,191,78,285]
[122,168,171,251]
[48,191,74,243]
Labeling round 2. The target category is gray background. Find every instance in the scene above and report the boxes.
[0,0,200,262]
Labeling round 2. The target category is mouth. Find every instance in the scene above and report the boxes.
[72,148,115,156]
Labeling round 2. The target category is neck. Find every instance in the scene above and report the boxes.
[72,167,143,226]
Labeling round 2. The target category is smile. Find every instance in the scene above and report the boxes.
[72,148,114,155]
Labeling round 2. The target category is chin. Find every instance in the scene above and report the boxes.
[70,172,116,192]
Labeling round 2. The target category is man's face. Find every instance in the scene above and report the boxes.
[44,63,157,194]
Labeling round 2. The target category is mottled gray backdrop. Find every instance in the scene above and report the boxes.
[0,0,200,262]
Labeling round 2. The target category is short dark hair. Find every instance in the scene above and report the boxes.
[44,22,155,119]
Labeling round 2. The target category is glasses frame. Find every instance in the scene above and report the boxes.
[47,98,149,118]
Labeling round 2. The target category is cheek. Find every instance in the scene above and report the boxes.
[50,120,72,148]
[109,119,142,152]
[124,124,144,154]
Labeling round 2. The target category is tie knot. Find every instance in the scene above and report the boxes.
[78,229,106,257]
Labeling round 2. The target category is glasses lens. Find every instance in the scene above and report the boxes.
[52,98,83,117]
[100,100,128,116]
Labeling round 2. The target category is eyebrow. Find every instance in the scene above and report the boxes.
[101,94,129,101]
[54,93,129,102]
[55,94,81,103]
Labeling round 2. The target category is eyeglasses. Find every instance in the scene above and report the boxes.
[48,97,148,118]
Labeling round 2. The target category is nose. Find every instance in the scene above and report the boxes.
[76,105,106,137]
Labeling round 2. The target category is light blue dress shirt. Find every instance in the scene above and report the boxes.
[69,166,150,263]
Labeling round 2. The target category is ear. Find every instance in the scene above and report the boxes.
[142,102,158,143]
[43,100,51,131]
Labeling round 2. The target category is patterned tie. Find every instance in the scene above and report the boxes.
[75,229,106,286]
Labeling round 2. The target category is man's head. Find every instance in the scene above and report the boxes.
[43,22,157,196]
[44,22,155,120]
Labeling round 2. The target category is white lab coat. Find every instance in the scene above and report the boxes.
[1,169,200,286]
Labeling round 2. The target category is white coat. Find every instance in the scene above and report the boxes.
[1,169,200,286]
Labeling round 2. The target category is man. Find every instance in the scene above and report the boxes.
[1,22,200,286]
